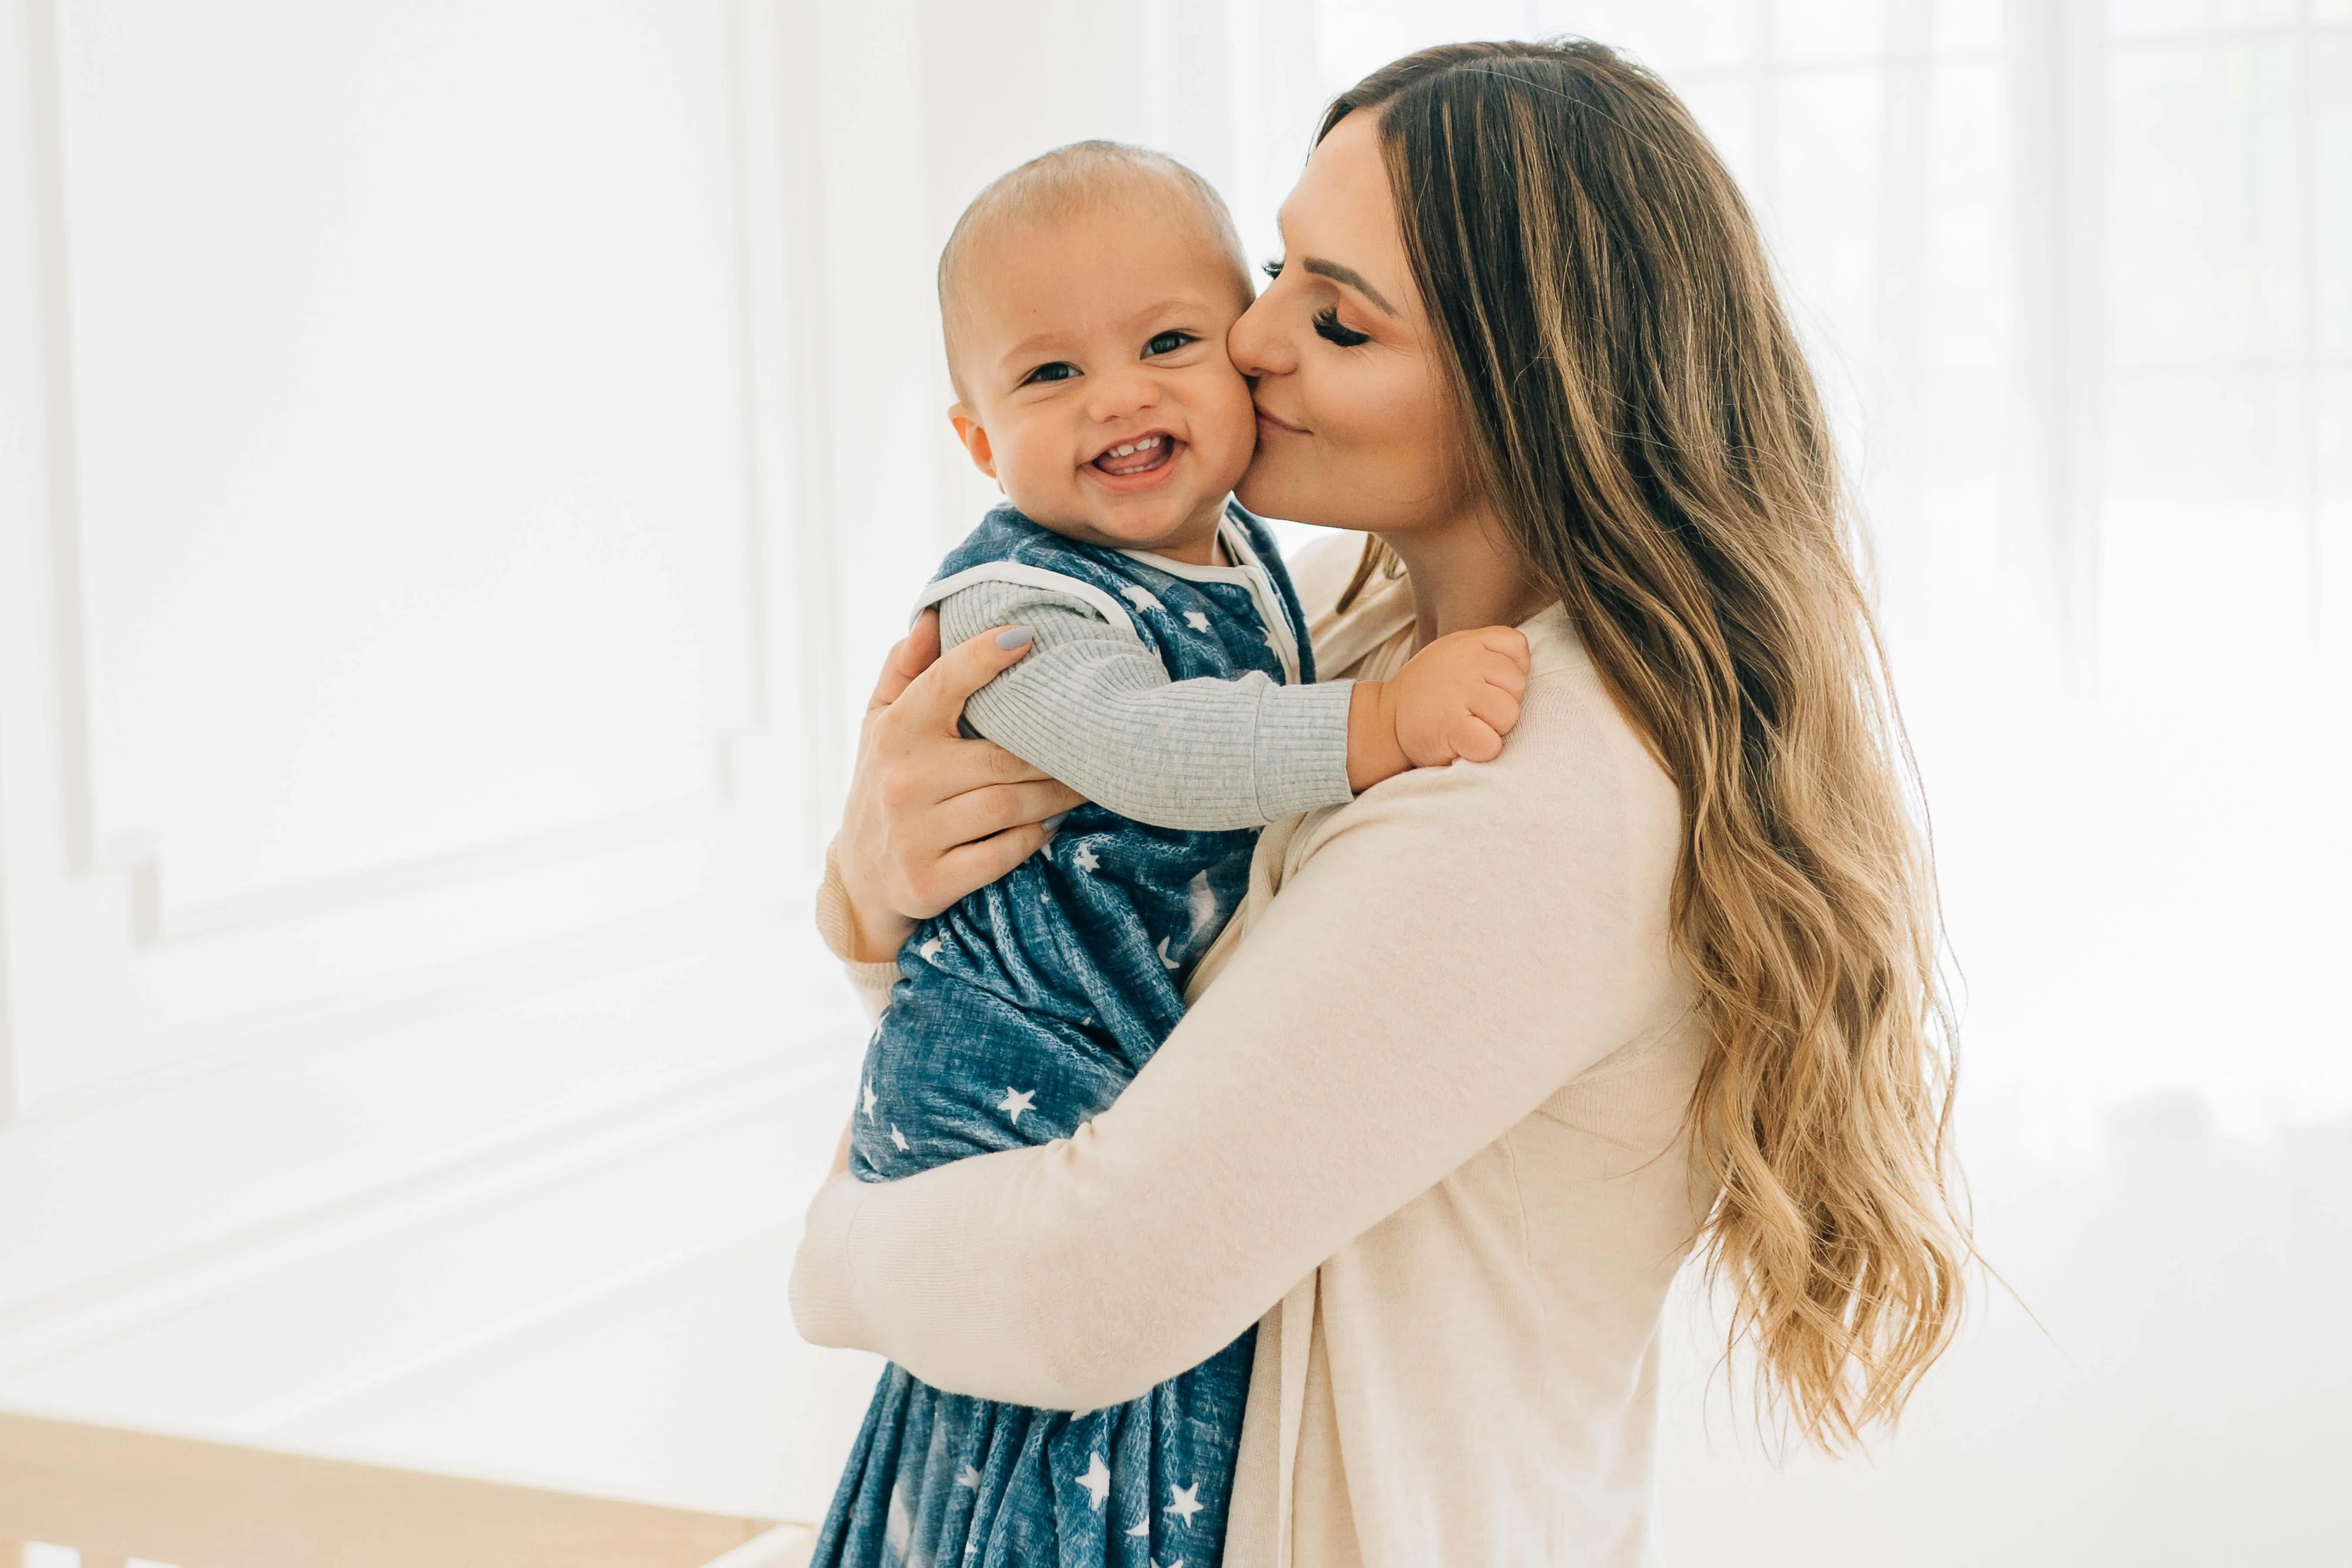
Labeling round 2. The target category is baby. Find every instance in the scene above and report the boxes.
[815,142,1529,1568]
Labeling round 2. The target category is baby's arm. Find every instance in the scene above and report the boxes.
[938,583,1533,829]
[938,579,1355,831]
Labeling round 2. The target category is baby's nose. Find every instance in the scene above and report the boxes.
[1086,367,1159,421]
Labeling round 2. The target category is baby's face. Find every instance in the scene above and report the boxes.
[947,199,1257,558]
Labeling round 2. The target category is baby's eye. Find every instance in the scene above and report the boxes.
[1313,307,1371,348]
[1021,361,1081,386]
[1142,330,1196,358]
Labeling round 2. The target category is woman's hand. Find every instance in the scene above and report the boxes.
[834,612,1086,961]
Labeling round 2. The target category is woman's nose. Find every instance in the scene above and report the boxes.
[1227,291,1291,378]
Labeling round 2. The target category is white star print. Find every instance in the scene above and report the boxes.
[1165,1482,1204,1526]
[862,1079,876,1119]
[1262,629,1281,652]
[1074,842,1100,874]
[919,936,943,961]
[1078,1452,1111,1510]
[956,1465,981,1489]
[1126,1518,1151,1537]
[890,1124,908,1151]
[1155,1559,1185,1568]
[1157,936,1181,970]
[998,1087,1036,1126]
[1119,585,1164,613]
[1185,869,1218,935]
[1183,609,1211,632]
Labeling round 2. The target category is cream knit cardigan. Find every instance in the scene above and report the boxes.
[794,534,1714,1567]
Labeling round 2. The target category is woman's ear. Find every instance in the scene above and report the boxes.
[947,405,998,480]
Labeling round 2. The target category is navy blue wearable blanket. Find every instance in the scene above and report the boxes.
[814,503,1315,1568]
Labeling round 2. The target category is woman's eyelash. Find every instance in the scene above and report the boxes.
[1313,307,1371,348]
[1269,255,1372,346]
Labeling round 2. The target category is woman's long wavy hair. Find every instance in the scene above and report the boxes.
[1326,39,1967,1449]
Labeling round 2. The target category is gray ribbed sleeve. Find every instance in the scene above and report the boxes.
[935,576,1355,831]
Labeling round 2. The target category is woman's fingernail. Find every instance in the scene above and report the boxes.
[996,626,1034,649]
[1042,811,1069,833]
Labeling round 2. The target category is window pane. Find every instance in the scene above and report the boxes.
[1934,0,2005,51]
[2323,372,2352,670]
[1771,68,1886,365]
[1775,0,1887,62]
[1921,62,2009,370]
[2109,0,2213,38]
[2323,37,2352,356]
[1313,0,1533,96]
[1548,0,1763,70]
[2106,370,2308,512]
[1676,76,1767,195]
[2106,42,2306,367]
[2216,0,2301,25]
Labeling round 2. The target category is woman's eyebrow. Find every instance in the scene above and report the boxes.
[1300,257,1398,315]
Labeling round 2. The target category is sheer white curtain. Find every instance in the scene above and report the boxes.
[798,2,2349,1555]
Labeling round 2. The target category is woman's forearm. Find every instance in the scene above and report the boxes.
[790,693,1686,1408]
[818,842,917,985]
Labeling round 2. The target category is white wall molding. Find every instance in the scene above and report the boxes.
[239,1216,808,1436]
[10,881,793,1131]
[0,991,860,1379]
[0,0,831,1121]
[144,786,735,947]
[33,0,778,936]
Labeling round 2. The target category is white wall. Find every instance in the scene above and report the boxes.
[0,0,882,1524]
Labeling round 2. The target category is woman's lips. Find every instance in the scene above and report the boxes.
[1254,406,1310,437]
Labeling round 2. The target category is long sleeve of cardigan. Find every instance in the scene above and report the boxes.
[788,647,1687,1411]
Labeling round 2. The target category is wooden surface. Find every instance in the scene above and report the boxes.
[0,1411,785,1568]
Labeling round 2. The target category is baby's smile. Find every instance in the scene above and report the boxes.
[1085,429,1186,491]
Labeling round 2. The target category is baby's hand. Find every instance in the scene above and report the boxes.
[1346,626,1531,790]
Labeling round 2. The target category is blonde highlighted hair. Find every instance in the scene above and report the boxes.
[1328,39,1967,1448]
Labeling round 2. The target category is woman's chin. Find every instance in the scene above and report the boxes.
[1235,469,1336,531]
[1231,468,1288,521]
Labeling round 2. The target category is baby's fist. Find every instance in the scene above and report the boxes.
[1387,625,1531,767]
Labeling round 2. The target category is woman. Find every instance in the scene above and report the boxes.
[794,38,1966,1566]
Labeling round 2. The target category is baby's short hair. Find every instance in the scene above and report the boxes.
[939,141,1253,398]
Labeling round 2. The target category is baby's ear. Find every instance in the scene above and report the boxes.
[947,406,998,480]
